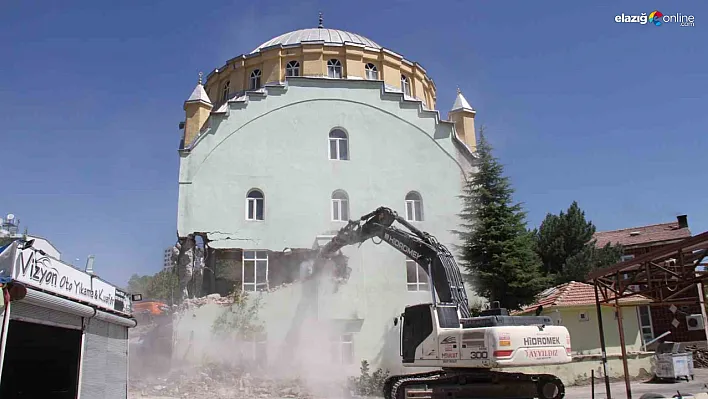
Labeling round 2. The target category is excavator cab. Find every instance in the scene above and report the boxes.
[400,303,435,364]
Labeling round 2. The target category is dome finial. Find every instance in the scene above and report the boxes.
[198,71,203,85]
[318,12,324,28]
[457,87,461,94]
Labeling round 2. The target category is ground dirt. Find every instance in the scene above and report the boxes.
[565,368,708,399]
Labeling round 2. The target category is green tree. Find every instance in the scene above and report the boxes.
[126,273,153,294]
[145,268,179,304]
[454,129,550,310]
[533,201,623,284]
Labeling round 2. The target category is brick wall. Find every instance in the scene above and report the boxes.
[625,243,706,343]
[650,302,706,342]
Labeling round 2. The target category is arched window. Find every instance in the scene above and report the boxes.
[222,81,230,102]
[401,74,411,97]
[250,69,262,90]
[246,189,265,221]
[286,60,300,77]
[327,59,342,79]
[331,190,350,222]
[365,63,378,80]
[404,191,423,221]
[328,128,349,160]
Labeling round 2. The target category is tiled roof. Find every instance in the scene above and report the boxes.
[594,222,691,248]
[513,281,651,315]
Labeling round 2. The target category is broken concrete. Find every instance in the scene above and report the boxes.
[173,234,207,302]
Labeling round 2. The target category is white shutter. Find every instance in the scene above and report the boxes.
[80,318,129,399]
[10,301,83,330]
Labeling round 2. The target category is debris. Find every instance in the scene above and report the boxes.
[685,345,708,368]
[128,362,325,399]
[178,293,233,310]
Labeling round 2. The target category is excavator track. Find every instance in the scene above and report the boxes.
[384,369,565,399]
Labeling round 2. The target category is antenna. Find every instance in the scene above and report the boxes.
[85,255,95,275]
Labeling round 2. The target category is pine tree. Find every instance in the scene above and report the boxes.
[533,201,623,284]
[455,129,550,310]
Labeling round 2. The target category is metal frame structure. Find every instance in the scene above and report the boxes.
[586,230,708,399]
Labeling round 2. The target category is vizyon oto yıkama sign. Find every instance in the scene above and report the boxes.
[11,246,119,312]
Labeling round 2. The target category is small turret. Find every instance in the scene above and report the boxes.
[182,72,213,149]
[448,88,477,152]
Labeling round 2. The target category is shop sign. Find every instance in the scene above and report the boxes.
[12,248,117,311]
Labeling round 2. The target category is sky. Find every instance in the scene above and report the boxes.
[1,1,706,287]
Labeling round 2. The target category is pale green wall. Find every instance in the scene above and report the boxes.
[175,78,481,375]
[542,305,644,355]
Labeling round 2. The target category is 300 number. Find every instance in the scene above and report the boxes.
[470,351,488,359]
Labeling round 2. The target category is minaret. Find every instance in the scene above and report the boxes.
[448,88,477,152]
[182,72,213,148]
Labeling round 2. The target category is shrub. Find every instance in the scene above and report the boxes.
[348,360,390,397]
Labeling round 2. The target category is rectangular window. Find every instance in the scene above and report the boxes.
[637,305,654,344]
[405,200,422,221]
[330,333,354,364]
[243,250,268,292]
[332,198,349,221]
[247,198,264,220]
[329,138,348,160]
[406,259,430,291]
[328,65,342,79]
[237,332,267,367]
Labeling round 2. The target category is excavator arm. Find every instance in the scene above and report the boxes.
[312,206,471,318]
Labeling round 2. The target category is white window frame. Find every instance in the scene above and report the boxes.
[245,189,265,221]
[250,69,262,90]
[401,74,411,97]
[244,333,267,364]
[222,80,230,102]
[327,59,342,78]
[242,250,268,292]
[406,259,430,292]
[636,305,654,345]
[286,60,300,77]
[365,63,378,80]
[328,128,349,160]
[331,190,350,222]
[330,333,354,365]
[405,192,423,222]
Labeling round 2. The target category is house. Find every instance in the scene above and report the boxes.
[594,215,706,345]
[512,281,654,384]
[514,281,652,354]
[171,17,484,377]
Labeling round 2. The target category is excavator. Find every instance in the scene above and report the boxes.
[304,206,572,399]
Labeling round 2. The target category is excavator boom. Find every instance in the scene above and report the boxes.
[314,206,470,318]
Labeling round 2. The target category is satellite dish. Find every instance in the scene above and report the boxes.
[6,214,15,221]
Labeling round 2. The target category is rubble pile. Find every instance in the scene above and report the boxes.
[685,345,708,368]
[178,293,234,311]
[129,363,320,399]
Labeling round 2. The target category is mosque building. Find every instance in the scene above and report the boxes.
[173,15,483,375]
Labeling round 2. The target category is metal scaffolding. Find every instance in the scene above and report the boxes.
[586,230,708,399]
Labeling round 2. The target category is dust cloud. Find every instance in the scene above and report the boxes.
[128,257,366,399]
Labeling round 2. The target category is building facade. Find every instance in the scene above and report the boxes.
[163,247,175,270]
[594,215,707,345]
[173,20,483,376]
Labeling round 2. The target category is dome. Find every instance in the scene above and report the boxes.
[251,28,382,54]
